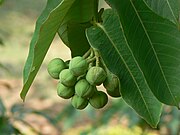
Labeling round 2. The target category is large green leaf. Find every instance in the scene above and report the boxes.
[145,0,179,25]
[21,0,76,101]
[104,0,180,107]
[60,0,97,23]
[58,0,96,45]
[86,9,162,127]
[58,22,92,57]
[64,22,92,57]
[58,0,98,57]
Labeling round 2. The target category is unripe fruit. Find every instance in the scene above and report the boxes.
[71,95,88,110]
[89,91,108,109]
[57,83,74,99]
[59,69,77,87]
[75,79,95,98]
[69,56,88,76]
[86,67,107,86]
[103,73,121,97]
[47,58,66,79]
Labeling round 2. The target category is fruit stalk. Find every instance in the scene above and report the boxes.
[83,48,91,59]
[94,49,100,67]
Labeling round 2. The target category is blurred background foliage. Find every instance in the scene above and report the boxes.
[0,0,179,135]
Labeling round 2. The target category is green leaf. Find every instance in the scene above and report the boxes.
[21,0,76,101]
[145,0,179,25]
[86,9,162,127]
[105,0,180,107]
[65,22,91,57]
[60,0,97,23]
[58,0,98,57]
[58,22,92,57]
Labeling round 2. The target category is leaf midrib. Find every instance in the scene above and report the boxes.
[27,0,74,82]
[25,0,64,82]
[129,0,177,105]
[22,0,76,101]
[96,22,155,124]
[166,0,177,23]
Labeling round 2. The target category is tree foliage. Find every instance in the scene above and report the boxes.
[21,0,180,127]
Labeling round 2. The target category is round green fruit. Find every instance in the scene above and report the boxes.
[106,87,121,98]
[89,91,108,109]
[75,79,95,98]
[103,73,121,97]
[47,58,66,79]
[69,56,88,76]
[59,69,77,87]
[86,67,107,86]
[57,83,74,99]
[71,95,88,110]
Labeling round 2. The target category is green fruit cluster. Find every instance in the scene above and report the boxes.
[103,72,121,98]
[47,49,121,110]
[47,58,67,79]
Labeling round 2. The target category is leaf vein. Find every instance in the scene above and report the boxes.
[129,0,177,105]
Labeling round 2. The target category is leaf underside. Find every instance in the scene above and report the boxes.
[105,0,180,107]
[86,9,162,127]
[58,0,97,57]
[145,0,179,25]
[21,0,77,101]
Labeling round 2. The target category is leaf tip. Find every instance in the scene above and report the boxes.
[20,90,26,102]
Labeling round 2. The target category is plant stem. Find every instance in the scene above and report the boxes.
[83,48,91,59]
[94,49,100,67]
[89,62,94,68]
[87,57,96,64]
[86,48,94,60]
